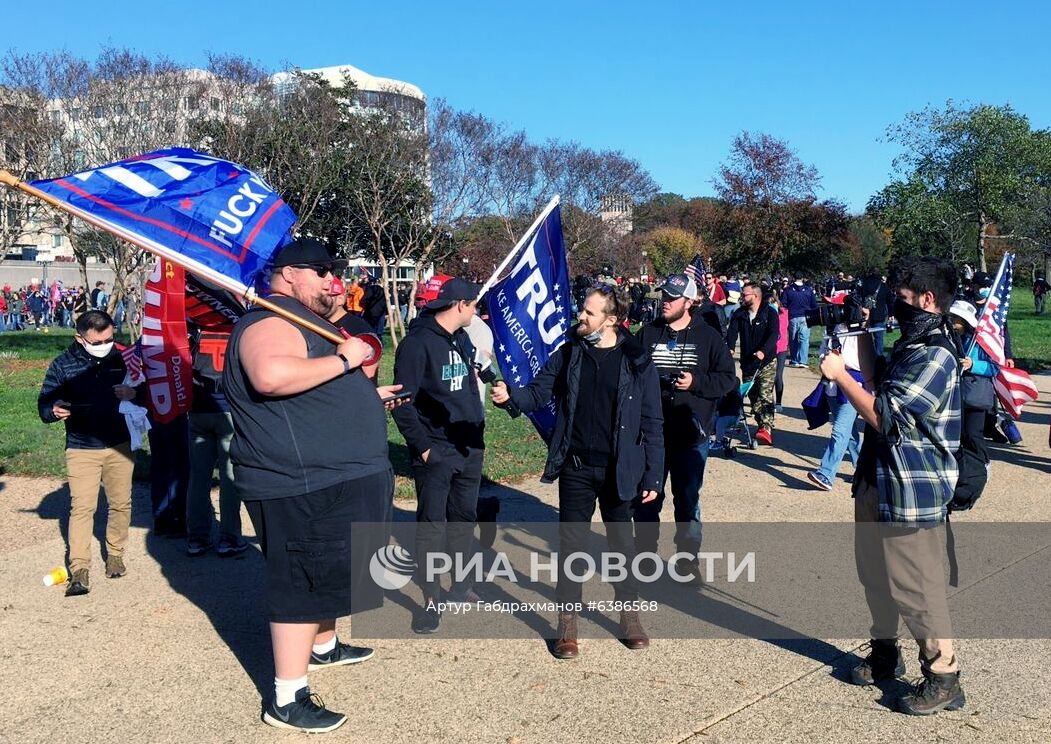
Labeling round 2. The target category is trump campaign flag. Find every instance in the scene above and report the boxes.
[25,148,296,295]
[482,198,572,439]
[973,253,1039,418]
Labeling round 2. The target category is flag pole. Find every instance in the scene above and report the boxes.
[964,252,1010,356]
[475,195,560,303]
[0,170,345,344]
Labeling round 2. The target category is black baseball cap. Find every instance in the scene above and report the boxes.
[424,276,480,309]
[272,237,348,270]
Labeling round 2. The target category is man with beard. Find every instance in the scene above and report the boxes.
[820,258,964,715]
[491,285,664,658]
[726,283,780,445]
[223,238,403,733]
[633,274,735,583]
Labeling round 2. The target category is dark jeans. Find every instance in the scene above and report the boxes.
[412,444,483,599]
[557,460,640,604]
[774,351,787,405]
[634,440,708,560]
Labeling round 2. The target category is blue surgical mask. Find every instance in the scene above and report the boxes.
[978,288,991,299]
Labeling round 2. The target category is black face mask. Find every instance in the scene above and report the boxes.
[893,298,943,343]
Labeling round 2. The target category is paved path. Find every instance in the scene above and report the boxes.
[1,363,1049,743]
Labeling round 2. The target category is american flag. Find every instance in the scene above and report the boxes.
[118,342,145,386]
[684,254,707,283]
[974,253,1038,418]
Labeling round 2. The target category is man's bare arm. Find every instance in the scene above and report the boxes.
[239,317,371,396]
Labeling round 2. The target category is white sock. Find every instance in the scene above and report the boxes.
[274,675,308,707]
[313,635,337,655]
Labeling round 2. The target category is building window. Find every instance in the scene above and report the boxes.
[52,234,62,248]
[210,97,222,112]
[136,101,149,115]
[50,110,62,124]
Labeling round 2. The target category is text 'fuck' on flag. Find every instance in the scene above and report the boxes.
[24,148,297,296]
[480,197,572,440]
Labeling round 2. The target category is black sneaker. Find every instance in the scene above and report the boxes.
[216,538,249,557]
[262,687,347,733]
[411,602,442,634]
[65,569,90,597]
[186,538,212,557]
[850,640,906,686]
[898,668,965,715]
[308,640,375,671]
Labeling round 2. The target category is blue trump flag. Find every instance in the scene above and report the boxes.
[29,148,296,293]
[487,202,572,439]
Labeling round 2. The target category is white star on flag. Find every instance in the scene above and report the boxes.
[511,365,518,373]
[505,354,512,363]
[499,344,506,352]
[514,375,521,383]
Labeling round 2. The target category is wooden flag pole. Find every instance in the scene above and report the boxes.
[0,169,345,344]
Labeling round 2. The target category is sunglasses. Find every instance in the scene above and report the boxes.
[78,335,115,346]
[290,264,335,278]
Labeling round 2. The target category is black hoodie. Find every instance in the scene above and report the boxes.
[392,311,485,455]
[635,313,737,447]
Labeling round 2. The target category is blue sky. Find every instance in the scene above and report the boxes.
[6,1,1049,212]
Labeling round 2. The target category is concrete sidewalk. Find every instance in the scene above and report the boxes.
[1,364,1049,743]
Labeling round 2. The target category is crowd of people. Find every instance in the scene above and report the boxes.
[33,241,1034,732]
[1,280,138,333]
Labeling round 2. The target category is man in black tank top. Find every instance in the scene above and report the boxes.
[223,238,404,734]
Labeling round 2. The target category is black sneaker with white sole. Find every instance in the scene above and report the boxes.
[308,641,375,671]
[262,687,347,733]
[411,603,442,634]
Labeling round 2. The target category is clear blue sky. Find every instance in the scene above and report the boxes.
[7,1,1050,212]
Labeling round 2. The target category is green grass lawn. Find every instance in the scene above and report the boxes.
[0,327,546,498]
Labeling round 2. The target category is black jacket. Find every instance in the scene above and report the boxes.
[506,330,664,501]
[726,304,780,377]
[635,315,737,447]
[392,312,485,455]
[38,341,142,449]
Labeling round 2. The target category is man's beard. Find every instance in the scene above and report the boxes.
[293,285,331,316]
[663,304,687,323]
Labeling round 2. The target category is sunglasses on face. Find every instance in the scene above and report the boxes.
[290,264,335,278]
[79,335,114,346]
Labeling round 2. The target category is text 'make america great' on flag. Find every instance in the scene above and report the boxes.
[487,204,572,440]
[974,253,1039,418]
[29,148,296,294]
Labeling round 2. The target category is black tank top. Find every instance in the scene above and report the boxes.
[223,294,389,500]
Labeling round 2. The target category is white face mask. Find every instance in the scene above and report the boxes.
[82,341,114,358]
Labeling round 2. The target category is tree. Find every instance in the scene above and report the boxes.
[871,102,1051,271]
[712,131,825,272]
[640,227,700,277]
[1,48,207,313]
[846,215,890,276]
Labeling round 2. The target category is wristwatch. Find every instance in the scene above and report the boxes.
[337,352,351,374]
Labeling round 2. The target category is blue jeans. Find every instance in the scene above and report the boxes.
[817,396,861,482]
[869,329,885,358]
[633,439,709,558]
[789,316,811,366]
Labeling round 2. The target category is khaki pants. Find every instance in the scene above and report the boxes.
[66,444,135,573]
[854,480,958,673]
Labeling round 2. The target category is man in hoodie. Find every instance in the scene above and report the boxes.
[392,276,486,634]
[633,274,736,583]
[492,285,664,659]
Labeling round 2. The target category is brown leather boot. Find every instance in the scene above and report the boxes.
[619,610,650,650]
[552,612,579,659]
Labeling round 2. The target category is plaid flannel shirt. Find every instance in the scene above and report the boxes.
[872,333,961,523]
